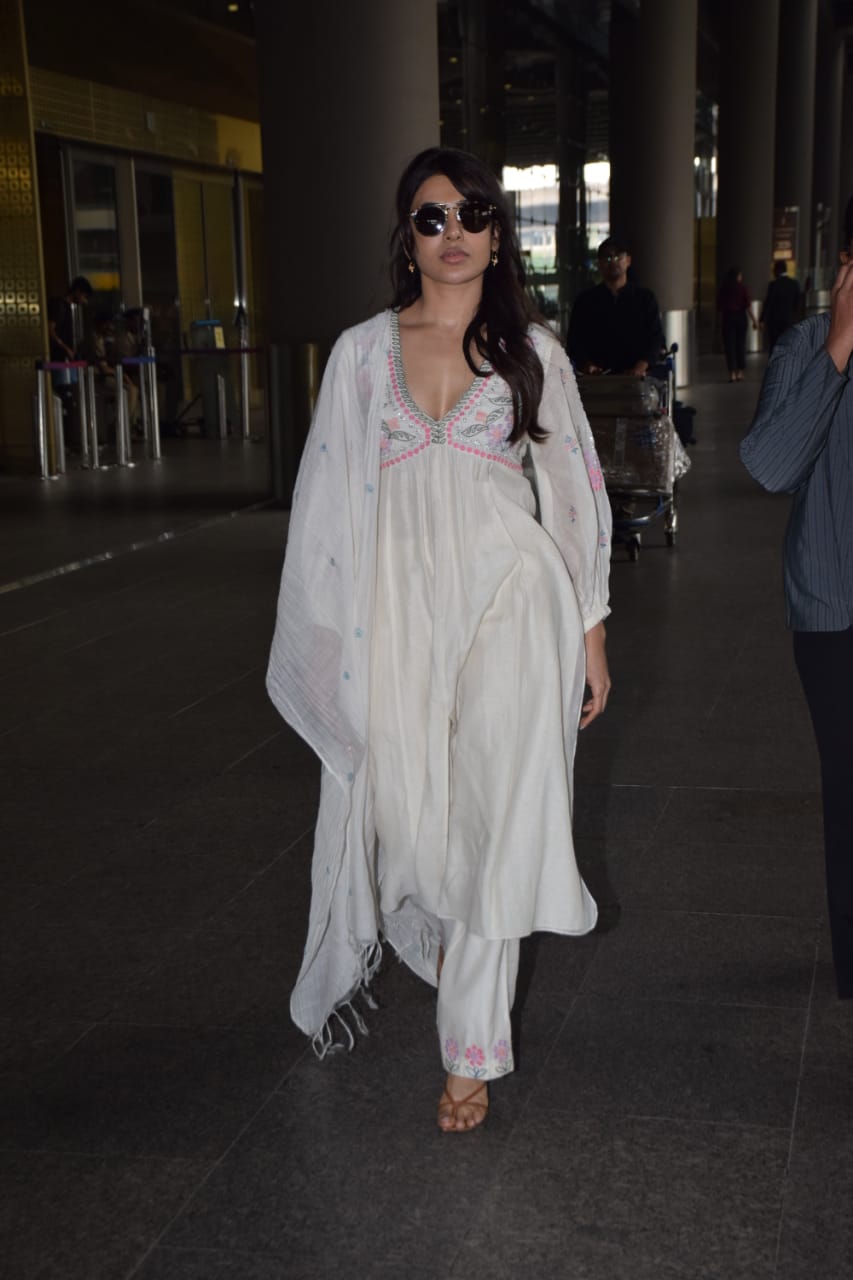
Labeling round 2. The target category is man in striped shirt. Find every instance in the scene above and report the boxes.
[741,199,853,1001]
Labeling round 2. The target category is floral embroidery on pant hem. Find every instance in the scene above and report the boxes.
[442,1037,514,1077]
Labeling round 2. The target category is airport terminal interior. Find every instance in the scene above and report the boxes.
[2,0,853,1276]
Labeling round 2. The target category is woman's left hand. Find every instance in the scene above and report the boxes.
[580,621,611,729]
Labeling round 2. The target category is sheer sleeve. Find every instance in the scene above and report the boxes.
[527,333,612,631]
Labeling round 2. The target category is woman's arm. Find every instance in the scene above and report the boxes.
[527,336,612,633]
[581,620,610,728]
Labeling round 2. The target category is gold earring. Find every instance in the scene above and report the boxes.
[407,258,415,275]
[491,249,499,268]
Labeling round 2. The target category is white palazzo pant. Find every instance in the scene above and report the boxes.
[437,916,519,1081]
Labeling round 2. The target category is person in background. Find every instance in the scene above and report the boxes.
[760,259,801,352]
[566,236,665,377]
[47,276,92,364]
[740,194,853,1005]
[718,266,758,381]
[91,312,139,431]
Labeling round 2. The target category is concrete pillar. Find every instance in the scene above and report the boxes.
[774,0,818,274]
[716,0,780,319]
[254,0,439,499]
[556,43,588,337]
[812,12,844,277]
[839,57,853,253]
[610,0,698,383]
[461,0,506,176]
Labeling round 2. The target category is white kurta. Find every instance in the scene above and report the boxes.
[266,310,611,1049]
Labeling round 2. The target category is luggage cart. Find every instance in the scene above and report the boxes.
[578,347,689,562]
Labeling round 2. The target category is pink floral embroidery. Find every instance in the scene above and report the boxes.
[444,1038,459,1063]
[583,447,604,492]
[464,1044,485,1068]
[493,1039,511,1063]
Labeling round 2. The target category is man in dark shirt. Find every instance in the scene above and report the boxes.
[760,259,801,351]
[567,237,665,376]
[47,276,92,363]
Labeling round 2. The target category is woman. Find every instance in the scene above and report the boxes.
[267,148,611,1132]
[718,266,758,381]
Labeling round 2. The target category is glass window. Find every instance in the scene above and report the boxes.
[72,158,121,312]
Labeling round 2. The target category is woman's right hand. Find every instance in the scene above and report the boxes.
[826,256,853,373]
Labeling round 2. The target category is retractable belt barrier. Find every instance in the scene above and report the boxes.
[120,353,161,462]
[33,339,263,477]
[178,344,262,441]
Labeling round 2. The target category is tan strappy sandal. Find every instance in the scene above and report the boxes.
[437,1081,489,1132]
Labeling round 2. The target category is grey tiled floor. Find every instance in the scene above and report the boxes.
[2,353,850,1279]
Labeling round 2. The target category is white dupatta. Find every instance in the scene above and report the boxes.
[266,311,390,1049]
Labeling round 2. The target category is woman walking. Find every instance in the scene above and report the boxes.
[718,266,758,381]
[267,147,611,1132]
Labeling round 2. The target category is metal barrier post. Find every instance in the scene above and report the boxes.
[33,367,51,480]
[216,372,228,439]
[239,320,251,440]
[116,380,133,466]
[137,362,151,449]
[78,369,91,469]
[85,367,100,469]
[146,348,162,460]
[52,395,66,474]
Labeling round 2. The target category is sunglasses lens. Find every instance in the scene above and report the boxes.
[412,205,446,236]
[458,202,493,233]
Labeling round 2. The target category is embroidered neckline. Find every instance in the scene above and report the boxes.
[390,310,489,429]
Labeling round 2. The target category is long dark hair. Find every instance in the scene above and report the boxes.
[390,147,546,443]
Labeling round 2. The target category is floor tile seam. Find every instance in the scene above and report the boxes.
[523,1107,796,1136]
[0,1145,210,1165]
[665,782,819,795]
[168,666,264,721]
[0,588,222,672]
[25,856,266,899]
[512,992,582,1135]
[569,993,813,1014]
[166,819,315,928]
[448,999,582,1269]
[701,611,760,725]
[0,1020,100,1079]
[0,645,191,735]
[127,1243,288,1264]
[600,905,822,924]
[0,499,275,597]
[121,1066,313,1280]
[772,933,820,1275]
[610,905,823,923]
[606,835,823,850]
[222,730,283,773]
[643,785,675,844]
[0,608,69,639]
[96,1016,299,1033]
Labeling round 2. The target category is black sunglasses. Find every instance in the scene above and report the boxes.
[409,200,496,237]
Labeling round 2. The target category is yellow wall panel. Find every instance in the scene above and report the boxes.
[0,0,49,471]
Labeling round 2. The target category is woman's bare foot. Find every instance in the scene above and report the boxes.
[437,1074,489,1132]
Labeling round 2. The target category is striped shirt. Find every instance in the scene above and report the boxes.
[740,312,852,632]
